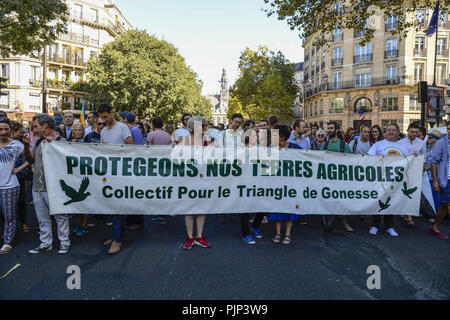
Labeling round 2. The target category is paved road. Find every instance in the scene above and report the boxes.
[1,205,450,300]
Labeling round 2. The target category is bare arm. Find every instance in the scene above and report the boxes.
[431,163,439,192]
[12,161,30,174]
[125,136,134,145]
[22,136,35,164]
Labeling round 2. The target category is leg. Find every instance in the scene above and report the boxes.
[384,215,394,230]
[33,191,53,248]
[251,213,265,229]
[184,215,194,239]
[241,213,251,237]
[275,221,281,236]
[112,215,125,243]
[195,215,206,238]
[285,220,294,236]
[0,188,19,245]
[371,215,381,229]
[17,180,28,227]
[432,203,450,232]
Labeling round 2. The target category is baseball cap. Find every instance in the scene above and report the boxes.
[119,111,135,123]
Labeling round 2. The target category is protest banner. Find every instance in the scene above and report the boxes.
[42,142,423,216]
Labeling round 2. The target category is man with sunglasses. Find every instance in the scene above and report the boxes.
[174,113,192,143]
[84,117,104,143]
[84,112,99,138]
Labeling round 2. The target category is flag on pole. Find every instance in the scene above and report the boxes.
[426,3,440,37]
[79,100,86,128]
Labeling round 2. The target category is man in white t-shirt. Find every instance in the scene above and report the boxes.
[398,122,426,156]
[368,123,410,237]
[98,103,133,255]
[349,125,372,154]
[217,113,244,224]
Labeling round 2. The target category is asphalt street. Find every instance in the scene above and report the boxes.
[1,203,450,300]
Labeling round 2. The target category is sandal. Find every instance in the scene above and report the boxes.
[282,235,292,245]
[272,234,281,244]
[22,224,30,233]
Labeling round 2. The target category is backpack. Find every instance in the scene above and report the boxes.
[324,138,346,153]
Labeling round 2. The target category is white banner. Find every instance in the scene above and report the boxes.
[42,142,423,216]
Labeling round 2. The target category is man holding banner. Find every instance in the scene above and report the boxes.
[23,114,70,255]
[98,103,134,255]
[368,123,410,237]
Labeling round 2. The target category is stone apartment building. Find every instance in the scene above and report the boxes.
[0,0,131,123]
[302,5,450,132]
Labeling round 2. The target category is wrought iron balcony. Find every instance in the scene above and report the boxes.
[385,49,398,59]
[332,58,343,66]
[354,53,372,63]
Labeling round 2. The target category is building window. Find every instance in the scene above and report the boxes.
[386,39,398,58]
[1,64,9,79]
[415,36,426,56]
[30,66,40,81]
[386,15,398,31]
[48,68,58,80]
[355,73,371,87]
[409,95,421,111]
[333,72,342,89]
[333,47,343,66]
[382,96,399,111]
[437,37,447,56]
[73,4,82,19]
[355,97,372,113]
[437,64,446,84]
[355,43,372,63]
[386,65,397,83]
[414,63,424,82]
[330,98,344,113]
[333,26,343,42]
[90,8,98,22]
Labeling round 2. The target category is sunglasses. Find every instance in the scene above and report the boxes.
[98,123,105,126]
[317,135,325,137]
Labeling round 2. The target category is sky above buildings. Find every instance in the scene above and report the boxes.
[114,0,304,95]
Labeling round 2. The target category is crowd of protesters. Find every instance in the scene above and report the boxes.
[1,105,449,256]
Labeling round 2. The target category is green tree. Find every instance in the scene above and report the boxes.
[87,30,211,123]
[264,0,447,47]
[228,46,297,121]
[0,0,68,57]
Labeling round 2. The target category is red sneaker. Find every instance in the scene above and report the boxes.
[194,237,210,248]
[183,238,194,250]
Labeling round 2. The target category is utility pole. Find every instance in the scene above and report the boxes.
[42,46,48,114]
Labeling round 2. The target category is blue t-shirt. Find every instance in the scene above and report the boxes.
[130,126,144,145]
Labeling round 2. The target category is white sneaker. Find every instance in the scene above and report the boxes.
[0,244,12,254]
[386,228,399,237]
[369,227,378,235]
[343,222,354,232]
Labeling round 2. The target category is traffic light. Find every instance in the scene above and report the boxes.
[418,81,428,103]
[0,77,7,96]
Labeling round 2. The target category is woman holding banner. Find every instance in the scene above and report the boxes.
[178,116,211,250]
[269,124,301,245]
[0,117,29,254]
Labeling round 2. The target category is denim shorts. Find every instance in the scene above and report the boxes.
[439,180,450,204]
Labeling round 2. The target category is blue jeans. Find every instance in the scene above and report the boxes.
[112,215,127,243]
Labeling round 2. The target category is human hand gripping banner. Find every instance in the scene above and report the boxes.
[42,142,423,216]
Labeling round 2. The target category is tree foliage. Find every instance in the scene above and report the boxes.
[227,46,297,121]
[0,0,68,57]
[87,30,211,123]
[264,0,448,47]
